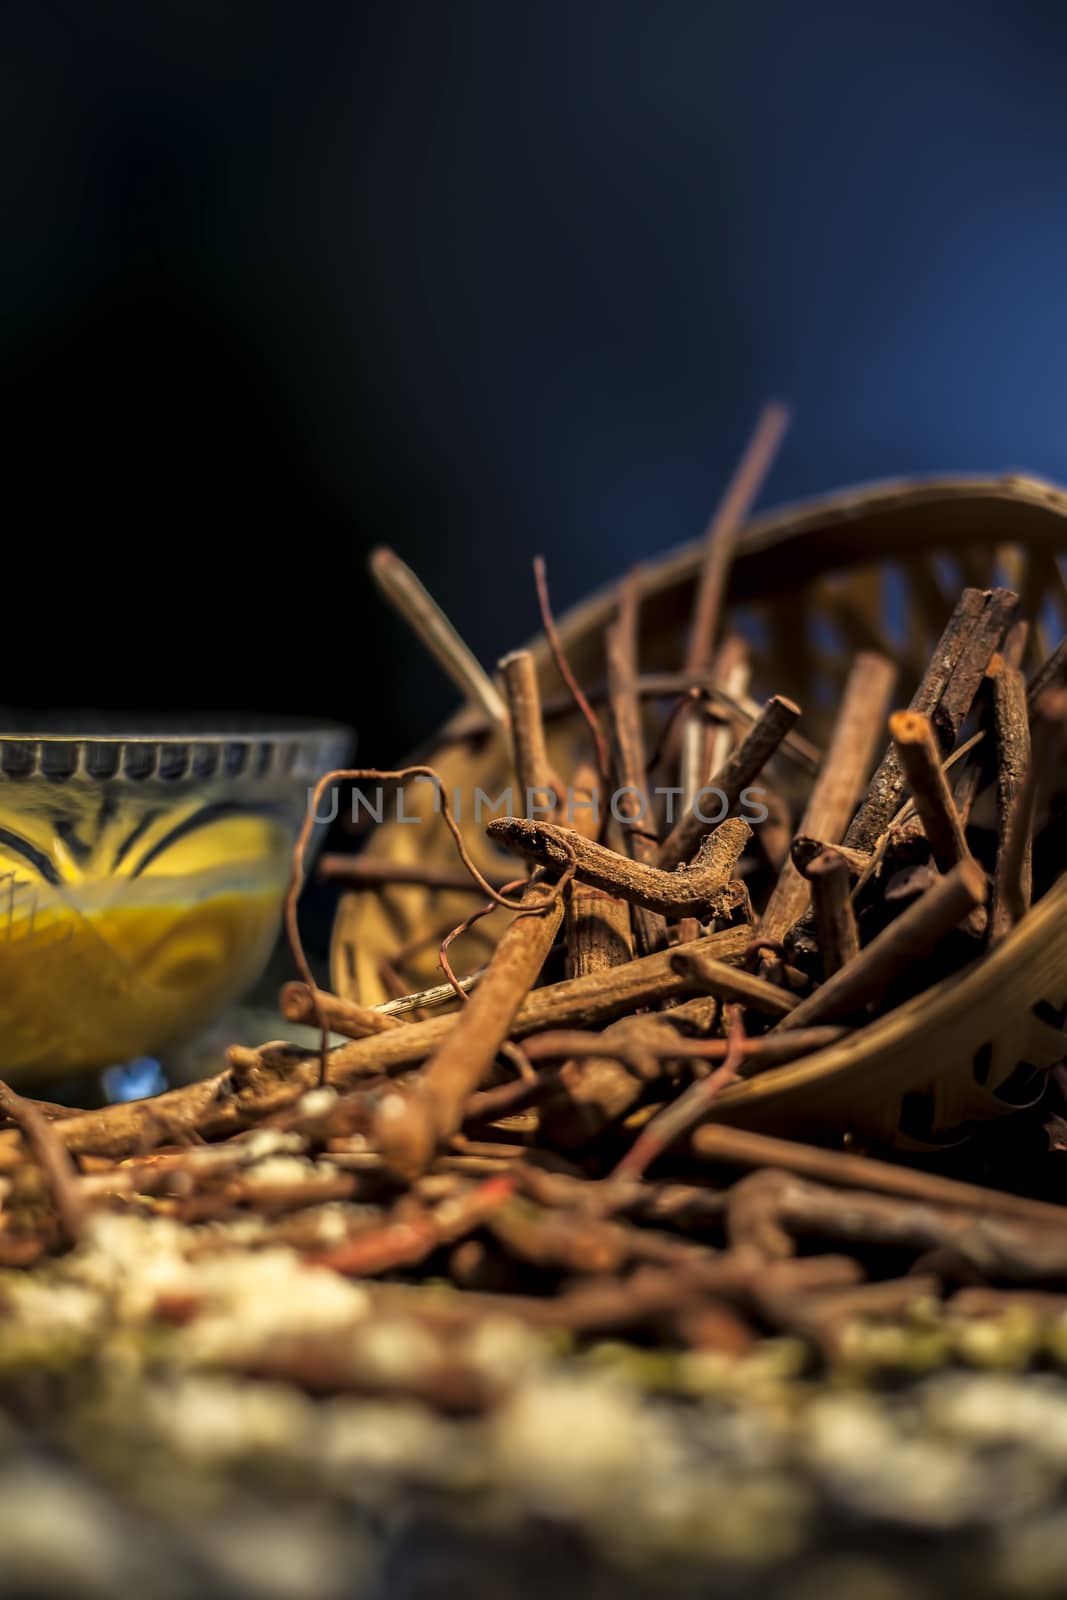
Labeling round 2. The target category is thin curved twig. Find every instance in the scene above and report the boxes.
[611,1004,748,1183]
[439,878,527,1004]
[533,556,612,799]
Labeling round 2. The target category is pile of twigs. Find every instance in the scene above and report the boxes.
[2,416,1067,1406]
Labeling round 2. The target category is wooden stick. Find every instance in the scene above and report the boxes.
[669,949,798,1017]
[950,643,1013,829]
[605,572,668,953]
[996,686,1066,938]
[686,402,791,675]
[681,635,749,813]
[488,815,750,920]
[889,709,975,872]
[612,1008,748,1180]
[776,858,987,1030]
[521,1023,847,1072]
[678,404,790,807]
[564,762,634,977]
[499,649,562,812]
[706,635,750,783]
[280,982,404,1037]
[657,693,800,870]
[991,661,1033,941]
[805,849,860,975]
[725,1169,1067,1279]
[532,555,612,794]
[844,588,1016,852]
[557,766,636,1148]
[760,651,897,945]
[537,1042,662,1151]
[376,973,485,1017]
[791,835,871,877]
[369,547,507,728]
[374,878,566,1177]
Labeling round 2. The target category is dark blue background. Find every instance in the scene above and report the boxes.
[6,1,1066,753]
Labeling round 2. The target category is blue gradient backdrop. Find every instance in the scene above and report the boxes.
[5,1,1066,751]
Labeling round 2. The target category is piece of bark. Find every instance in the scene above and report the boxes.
[760,651,897,945]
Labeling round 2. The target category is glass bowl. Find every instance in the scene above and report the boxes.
[0,723,350,1082]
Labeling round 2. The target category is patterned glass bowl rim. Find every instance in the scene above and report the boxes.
[0,723,353,784]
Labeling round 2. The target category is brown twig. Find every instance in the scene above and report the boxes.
[760,651,897,945]
[438,879,527,1004]
[725,1168,1067,1280]
[305,1172,516,1276]
[373,875,569,1178]
[554,758,640,1145]
[805,849,860,975]
[1001,685,1067,927]
[657,693,801,871]
[563,763,634,977]
[521,1022,846,1073]
[776,858,988,1030]
[279,982,403,1038]
[611,1006,748,1181]
[533,555,612,796]
[668,948,799,1017]
[678,404,790,803]
[889,709,976,873]
[0,1079,85,1243]
[686,402,791,676]
[845,588,1017,852]
[990,662,1034,939]
[376,973,487,1018]
[692,1123,1067,1227]
[487,1196,629,1276]
[605,569,669,951]
[790,835,872,878]
[369,547,507,727]
[487,814,750,920]
[500,648,564,814]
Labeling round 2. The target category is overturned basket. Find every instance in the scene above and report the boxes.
[332,474,1067,1150]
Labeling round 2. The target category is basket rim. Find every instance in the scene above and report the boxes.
[703,872,1067,1135]
[540,469,1067,665]
[0,725,353,784]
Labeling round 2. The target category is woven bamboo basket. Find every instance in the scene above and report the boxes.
[332,474,1067,1149]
